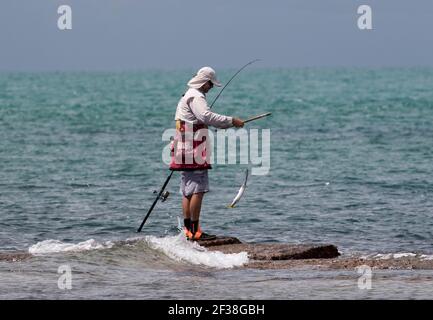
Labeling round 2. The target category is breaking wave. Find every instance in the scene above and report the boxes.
[145,233,248,269]
[28,233,249,269]
[28,239,114,254]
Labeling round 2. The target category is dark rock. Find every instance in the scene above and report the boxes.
[197,236,340,260]
[197,236,242,247]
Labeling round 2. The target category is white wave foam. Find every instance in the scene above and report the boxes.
[29,239,113,255]
[361,252,419,260]
[145,233,249,269]
[393,253,417,259]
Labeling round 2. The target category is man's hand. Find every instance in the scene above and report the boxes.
[232,117,244,128]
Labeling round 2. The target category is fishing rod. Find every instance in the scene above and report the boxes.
[209,59,261,109]
[137,60,260,232]
[137,170,173,232]
[244,112,272,124]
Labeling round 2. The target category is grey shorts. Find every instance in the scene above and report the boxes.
[180,170,209,197]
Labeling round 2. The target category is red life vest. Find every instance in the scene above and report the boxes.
[169,120,212,171]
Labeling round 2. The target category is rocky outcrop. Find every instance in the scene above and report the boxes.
[198,236,340,260]
[197,236,433,270]
[3,238,433,271]
[246,256,433,270]
[0,252,32,262]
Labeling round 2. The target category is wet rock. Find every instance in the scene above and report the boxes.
[198,236,340,260]
[197,236,242,247]
[0,252,32,262]
[246,257,433,270]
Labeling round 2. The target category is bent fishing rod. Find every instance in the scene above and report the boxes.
[137,59,261,232]
[209,59,260,109]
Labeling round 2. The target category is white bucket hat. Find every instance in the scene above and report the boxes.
[187,66,222,89]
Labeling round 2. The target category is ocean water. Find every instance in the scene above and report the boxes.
[1,68,433,299]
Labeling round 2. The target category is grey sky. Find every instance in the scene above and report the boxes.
[1,0,432,71]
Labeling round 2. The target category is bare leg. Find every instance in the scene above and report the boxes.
[182,195,191,219]
[190,192,204,222]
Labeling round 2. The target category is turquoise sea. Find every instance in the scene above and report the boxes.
[1,68,433,299]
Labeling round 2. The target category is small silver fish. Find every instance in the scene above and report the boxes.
[228,169,248,208]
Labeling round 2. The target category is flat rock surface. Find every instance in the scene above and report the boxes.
[197,236,433,270]
[198,236,340,260]
[0,252,32,262]
[246,257,433,270]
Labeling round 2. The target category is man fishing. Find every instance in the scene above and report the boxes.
[170,67,244,240]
